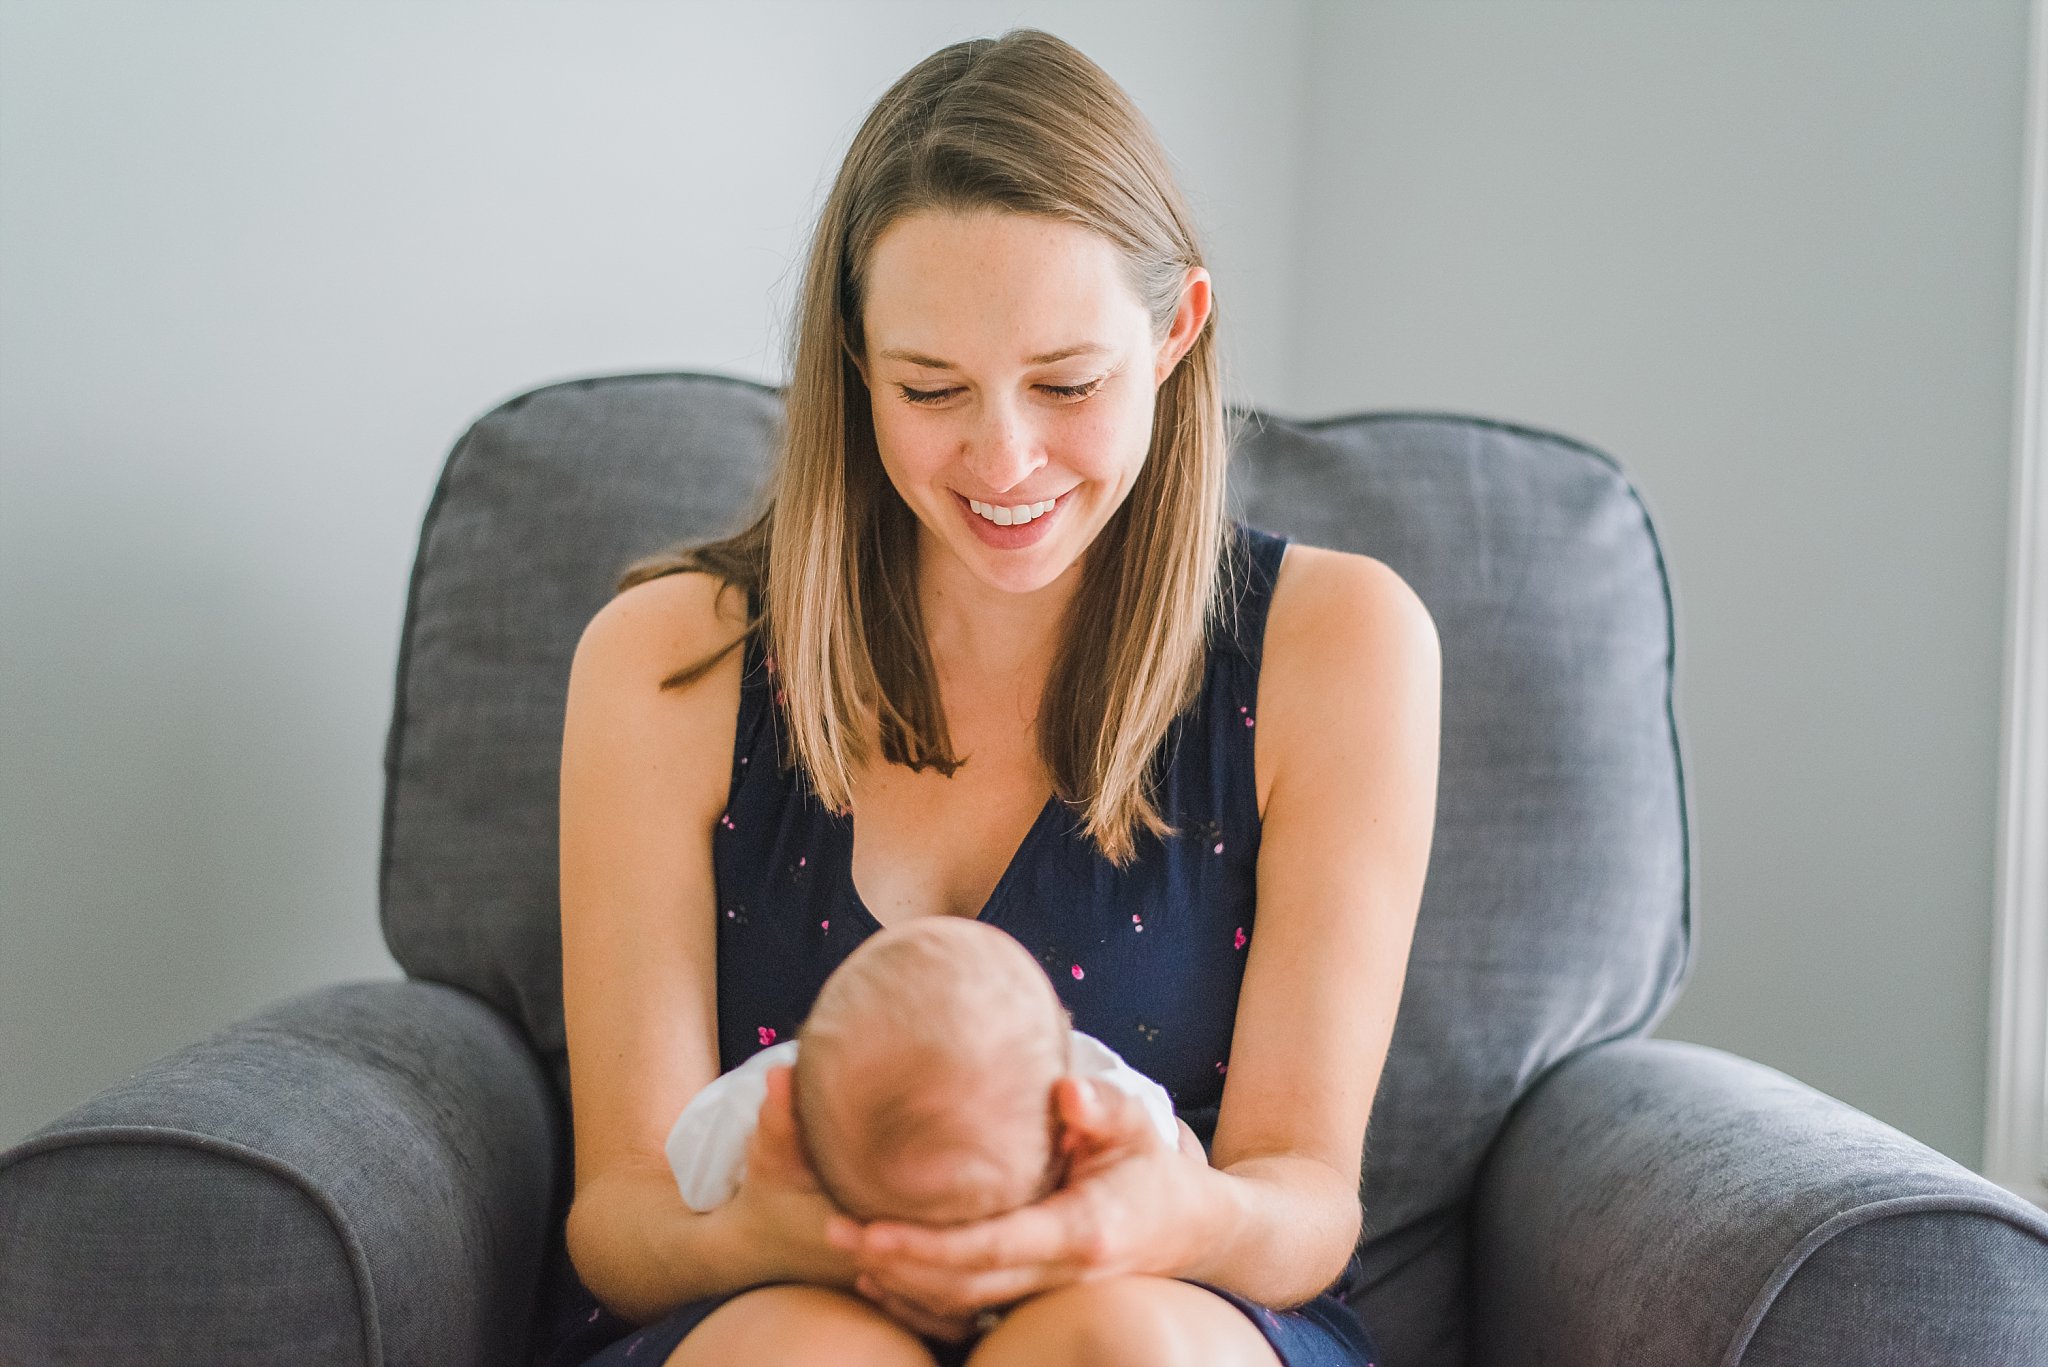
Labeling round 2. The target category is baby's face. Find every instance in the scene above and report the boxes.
[804,1030,1065,1225]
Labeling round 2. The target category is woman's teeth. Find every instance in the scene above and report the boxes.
[968,497,1055,526]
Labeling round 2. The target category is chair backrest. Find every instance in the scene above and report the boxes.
[380,372,1692,1362]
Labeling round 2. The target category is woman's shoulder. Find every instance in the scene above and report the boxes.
[567,569,755,823]
[1258,543,1440,737]
[577,568,754,682]
[1268,542,1421,616]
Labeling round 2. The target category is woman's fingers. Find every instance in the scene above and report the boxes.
[860,1250,1061,1316]
[848,1183,1114,1317]
[860,1187,1091,1271]
[834,1082,1183,1324]
[855,1274,978,1342]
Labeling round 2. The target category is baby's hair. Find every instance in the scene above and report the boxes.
[791,918,1070,1217]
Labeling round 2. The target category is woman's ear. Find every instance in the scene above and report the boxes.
[1154,266,1213,386]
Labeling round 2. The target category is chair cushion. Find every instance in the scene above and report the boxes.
[1230,409,1690,1362]
[380,374,1690,1365]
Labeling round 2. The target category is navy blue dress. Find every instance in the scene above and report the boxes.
[531,521,1381,1367]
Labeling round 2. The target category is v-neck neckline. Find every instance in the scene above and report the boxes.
[839,789,1062,935]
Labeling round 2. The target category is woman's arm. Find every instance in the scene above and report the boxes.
[558,571,858,1323]
[836,548,1441,1316]
[1176,547,1441,1303]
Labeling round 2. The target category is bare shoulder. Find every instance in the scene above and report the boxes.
[567,569,754,840]
[576,567,752,675]
[1255,546,1441,806]
[1265,544,1438,680]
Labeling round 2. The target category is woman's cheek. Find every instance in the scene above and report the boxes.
[1060,403,1145,479]
[872,412,952,478]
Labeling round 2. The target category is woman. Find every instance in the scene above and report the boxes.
[544,27,1439,1367]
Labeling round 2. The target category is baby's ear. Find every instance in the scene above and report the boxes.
[759,1064,795,1121]
[1049,1074,1092,1142]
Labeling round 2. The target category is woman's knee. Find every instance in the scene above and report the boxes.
[965,1275,1278,1367]
[663,1283,940,1367]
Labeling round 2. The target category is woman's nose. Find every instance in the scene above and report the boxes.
[964,396,1045,493]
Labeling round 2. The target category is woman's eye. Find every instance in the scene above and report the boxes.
[1041,378,1105,401]
[894,378,1105,407]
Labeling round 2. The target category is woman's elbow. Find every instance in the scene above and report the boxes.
[564,1183,663,1326]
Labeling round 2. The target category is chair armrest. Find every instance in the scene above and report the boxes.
[0,979,564,1367]
[1469,1037,2048,1367]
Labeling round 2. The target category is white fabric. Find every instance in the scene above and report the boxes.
[665,1030,1181,1211]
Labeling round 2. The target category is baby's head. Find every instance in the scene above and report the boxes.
[792,917,1071,1225]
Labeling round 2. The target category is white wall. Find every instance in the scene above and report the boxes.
[0,0,1311,1147]
[1280,0,2032,1171]
[1,0,2033,1172]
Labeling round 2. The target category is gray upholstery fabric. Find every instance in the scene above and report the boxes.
[1470,1037,2048,1366]
[1746,1211,2048,1364]
[2,1145,364,1364]
[0,981,561,1366]
[380,373,785,1106]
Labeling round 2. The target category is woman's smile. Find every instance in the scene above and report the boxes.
[953,487,1073,549]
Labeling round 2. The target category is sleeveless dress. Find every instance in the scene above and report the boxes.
[530,520,1382,1367]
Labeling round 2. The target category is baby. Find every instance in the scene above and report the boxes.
[665,916,1181,1224]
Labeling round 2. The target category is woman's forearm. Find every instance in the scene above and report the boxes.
[1170,1153,1362,1308]
[564,1163,777,1324]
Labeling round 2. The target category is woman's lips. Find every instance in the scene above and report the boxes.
[955,488,1067,548]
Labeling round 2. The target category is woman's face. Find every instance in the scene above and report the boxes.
[854,209,1207,597]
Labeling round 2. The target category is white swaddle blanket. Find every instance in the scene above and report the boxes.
[665,1029,1180,1211]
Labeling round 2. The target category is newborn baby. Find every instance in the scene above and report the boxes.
[665,916,1180,1223]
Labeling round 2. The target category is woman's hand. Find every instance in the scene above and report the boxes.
[719,1063,864,1291]
[826,1075,1218,1339]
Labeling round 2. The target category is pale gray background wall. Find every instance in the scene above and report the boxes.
[0,0,2031,1172]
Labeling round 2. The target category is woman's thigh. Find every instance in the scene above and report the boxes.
[664,1283,942,1367]
[965,1275,1282,1367]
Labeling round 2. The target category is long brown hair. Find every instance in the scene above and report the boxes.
[615,27,1244,868]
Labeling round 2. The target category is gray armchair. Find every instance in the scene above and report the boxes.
[4,372,2042,1365]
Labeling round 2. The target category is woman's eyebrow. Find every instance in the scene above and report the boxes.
[877,342,1113,370]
